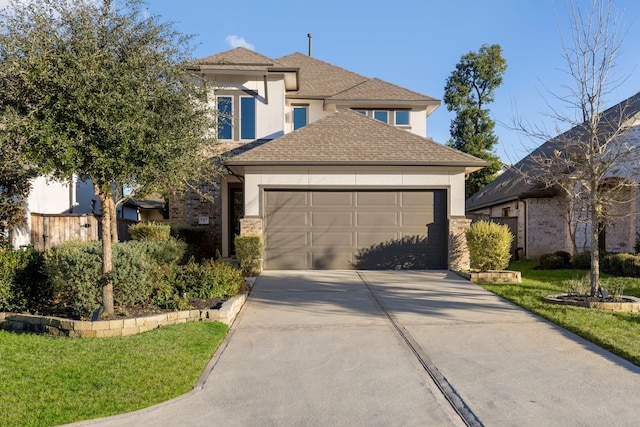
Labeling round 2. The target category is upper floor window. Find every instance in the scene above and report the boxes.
[217,96,233,140]
[216,92,257,141]
[353,109,411,128]
[293,106,308,130]
[374,110,389,123]
[395,110,410,126]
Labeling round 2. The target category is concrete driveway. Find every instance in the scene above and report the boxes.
[69,270,640,427]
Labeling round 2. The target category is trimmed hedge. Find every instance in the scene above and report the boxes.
[466,220,513,272]
[234,235,264,276]
[539,253,565,270]
[129,222,171,241]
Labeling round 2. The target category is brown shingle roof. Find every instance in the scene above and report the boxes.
[276,53,369,98]
[226,109,487,168]
[328,78,438,103]
[195,47,277,66]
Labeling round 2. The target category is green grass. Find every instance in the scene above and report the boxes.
[0,321,228,427]
[480,260,640,366]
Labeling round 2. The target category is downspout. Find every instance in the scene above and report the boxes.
[69,175,78,213]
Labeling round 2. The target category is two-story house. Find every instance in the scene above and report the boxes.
[170,47,486,270]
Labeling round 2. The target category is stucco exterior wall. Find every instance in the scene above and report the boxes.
[242,166,467,218]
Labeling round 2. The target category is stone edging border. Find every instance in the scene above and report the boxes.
[0,279,256,338]
[542,294,640,312]
[456,270,522,284]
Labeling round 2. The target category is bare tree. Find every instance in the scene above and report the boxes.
[519,0,640,297]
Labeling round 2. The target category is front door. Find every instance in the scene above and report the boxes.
[228,185,244,255]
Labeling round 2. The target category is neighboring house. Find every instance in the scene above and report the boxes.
[466,92,640,260]
[171,47,487,270]
[11,175,141,249]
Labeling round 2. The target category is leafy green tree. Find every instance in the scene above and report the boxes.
[0,0,217,313]
[0,138,35,249]
[444,44,506,197]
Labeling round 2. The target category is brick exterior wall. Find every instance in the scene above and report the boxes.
[169,179,223,258]
[240,216,263,236]
[448,217,471,271]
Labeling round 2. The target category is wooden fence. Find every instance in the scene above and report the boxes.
[30,213,137,250]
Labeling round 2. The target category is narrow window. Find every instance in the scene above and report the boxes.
[293,106,308,130]
[354,109,367,116]
[374,110,388,123]
[217,96,232,139]
[240,97,256,140]
[395,110,409,125]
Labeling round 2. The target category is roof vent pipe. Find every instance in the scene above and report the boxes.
[307,33,313,56]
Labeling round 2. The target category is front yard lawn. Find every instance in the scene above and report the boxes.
[479,260,640,366]
[0,321,228,427]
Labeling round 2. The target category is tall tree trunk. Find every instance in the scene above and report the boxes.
[110,198,118,243]
[590,195,600,297]
[97,189,115,314]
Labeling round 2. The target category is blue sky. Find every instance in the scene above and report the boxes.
[147,1,640,164]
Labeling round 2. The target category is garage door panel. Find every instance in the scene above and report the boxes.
[312,231,353,246]
[311,191,353,207]
[268,211,308,227]
[357,192,398,206]
[312,212,353,226]
[356,231,401,248]
[266,191,308,207]
[264,190,447,270]
[266,230,308,247]
[357,211,398,227]
[403,212,432,227]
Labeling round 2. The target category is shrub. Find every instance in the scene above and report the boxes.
[150,258,243,307]
[43,241,161,317]
[564,275,589,295]
[621,254,640,277]
[43,242,103,317]
[602,253,634,275]
[234,235,264,276]
[127,238,187,266]
[466,221,513,272]
[0,248,49,312]
[571,251,592,270]
[538,253,565,270]
[171,226,212,260]
[129,222,171,242]
[111,242,154,307]
[554,251,571,267]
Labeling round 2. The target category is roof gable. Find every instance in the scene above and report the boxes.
[195,47,276,67]
[226,109,486,169]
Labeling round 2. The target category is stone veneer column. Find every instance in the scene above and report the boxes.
[449,217,471,271]
[239,216,263,236]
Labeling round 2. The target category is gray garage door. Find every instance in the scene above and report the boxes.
[264,190,447,270]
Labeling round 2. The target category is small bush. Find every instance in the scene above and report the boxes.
[538,253,565,270]
[129,222,171,242]
[621,254,640,277]
[150,258,243,306]
[127,238,187,266]
[111,242,154,307]
[571,251,592,270]
[603,253,634,276]
[234,235,264,276]
[466,221,513,272]
[564,275,589,295]
[554,251,571,267]
[0,248,49,312]
[44,242,103,317]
